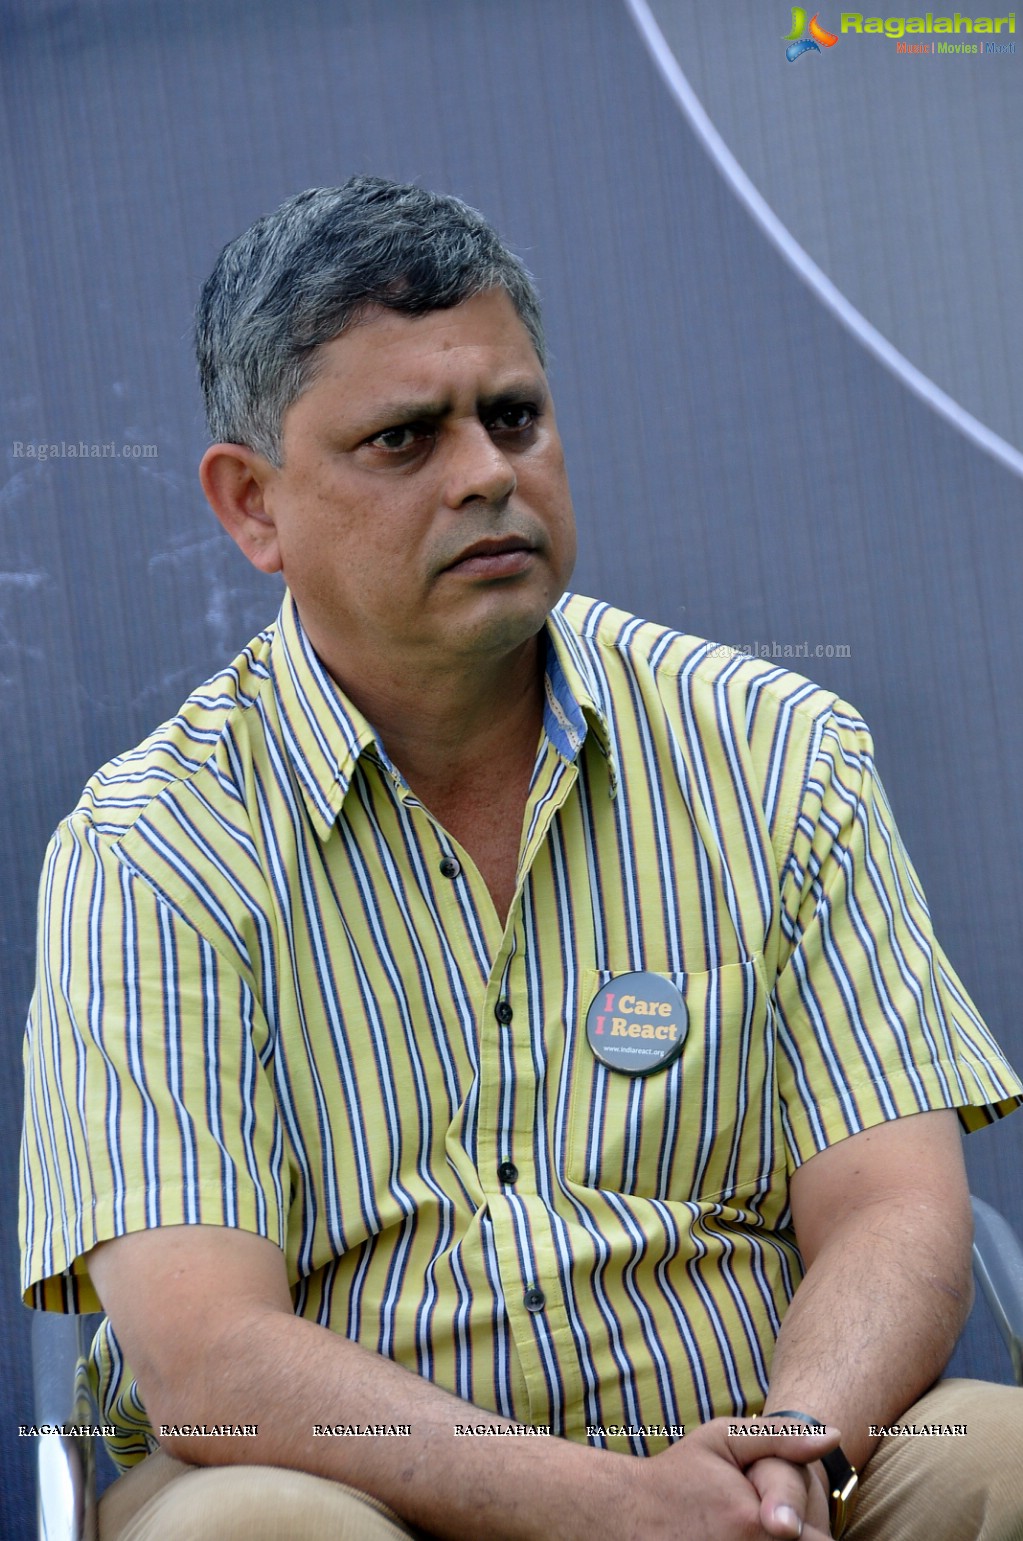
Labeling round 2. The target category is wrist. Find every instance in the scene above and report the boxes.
[764,1409,858,1538]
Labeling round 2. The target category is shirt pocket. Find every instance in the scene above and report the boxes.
[565,959,783,1205]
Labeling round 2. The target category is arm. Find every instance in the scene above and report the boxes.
[749,701,1004,1531]
[748,1107,973,1529]
[773,1106,972,1464]
[88,1225,839,1541]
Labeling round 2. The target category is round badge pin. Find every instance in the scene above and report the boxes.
[585,972,688,1076]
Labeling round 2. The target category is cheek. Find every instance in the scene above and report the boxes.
[556,517,578,589]
[537,464,576,552]
[278,483,361,566]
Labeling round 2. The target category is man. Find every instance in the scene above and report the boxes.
[20,177,1023,1540]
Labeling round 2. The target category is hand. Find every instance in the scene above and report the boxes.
[747,1455,833,1538]
[587,1416,839,1541]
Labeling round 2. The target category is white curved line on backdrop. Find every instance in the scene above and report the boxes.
[624,0,1023,481]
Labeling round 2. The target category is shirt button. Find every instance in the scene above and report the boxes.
[438,856,461,879]
[523,1287,546,1313]
[497,1161,519,1184]
[495,1001,513,1025]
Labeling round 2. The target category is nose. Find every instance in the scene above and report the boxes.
[442,421,517,510]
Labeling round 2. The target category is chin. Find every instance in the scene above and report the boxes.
[456,587,553,657]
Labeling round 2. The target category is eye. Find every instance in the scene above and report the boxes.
[367,423,428,452]
[487,403,539,435]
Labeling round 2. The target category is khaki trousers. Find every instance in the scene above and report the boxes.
[100,1378,1022,1540]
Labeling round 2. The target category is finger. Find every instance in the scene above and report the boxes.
[802,1464,833,1532]
[746,1456,811,1538]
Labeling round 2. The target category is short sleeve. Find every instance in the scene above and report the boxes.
[19,815,287,1311]
[772,704,1023,1169]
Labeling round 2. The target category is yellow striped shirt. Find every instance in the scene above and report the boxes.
[20,591,1022,1471]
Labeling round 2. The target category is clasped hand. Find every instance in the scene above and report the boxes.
[589,1416,836,1541]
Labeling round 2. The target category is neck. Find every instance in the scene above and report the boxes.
[316,630,547,797]
[304,620,549,923]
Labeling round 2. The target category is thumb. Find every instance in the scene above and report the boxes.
[723,1416,841,1470]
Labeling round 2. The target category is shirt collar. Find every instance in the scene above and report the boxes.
[270,590,616,839]
[269,592,383,840]
[545,595,615,778]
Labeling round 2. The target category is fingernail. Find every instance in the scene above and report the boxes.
[776,1507,802,1537]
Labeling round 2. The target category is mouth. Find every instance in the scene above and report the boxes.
[441,536,538,578]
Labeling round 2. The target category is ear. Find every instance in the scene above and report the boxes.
[199,443,283,574]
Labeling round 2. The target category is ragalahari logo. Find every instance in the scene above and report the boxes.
[785,8,840,57]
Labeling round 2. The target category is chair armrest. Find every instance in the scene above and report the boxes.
[970,1195,1023,1386]
[30,1310,101,1541]
[36,1429,89,1541]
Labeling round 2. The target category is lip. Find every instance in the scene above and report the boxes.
[442,536,537,577]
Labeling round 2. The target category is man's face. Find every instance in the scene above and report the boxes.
[256,288,577,684]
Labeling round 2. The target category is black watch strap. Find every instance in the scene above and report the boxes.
[763,1409,859,1538]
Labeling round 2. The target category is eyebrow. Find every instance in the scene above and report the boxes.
[361,378,549,432]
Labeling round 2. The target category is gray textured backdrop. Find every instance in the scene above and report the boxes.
[649,0,1023,454]
[2,1,1021,1531]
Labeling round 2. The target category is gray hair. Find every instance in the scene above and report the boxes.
[195,176,546,465]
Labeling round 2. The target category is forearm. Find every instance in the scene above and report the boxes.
[764,1194,973,1471]
[154,1306,609,1540]
[91,1225,843,1541]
